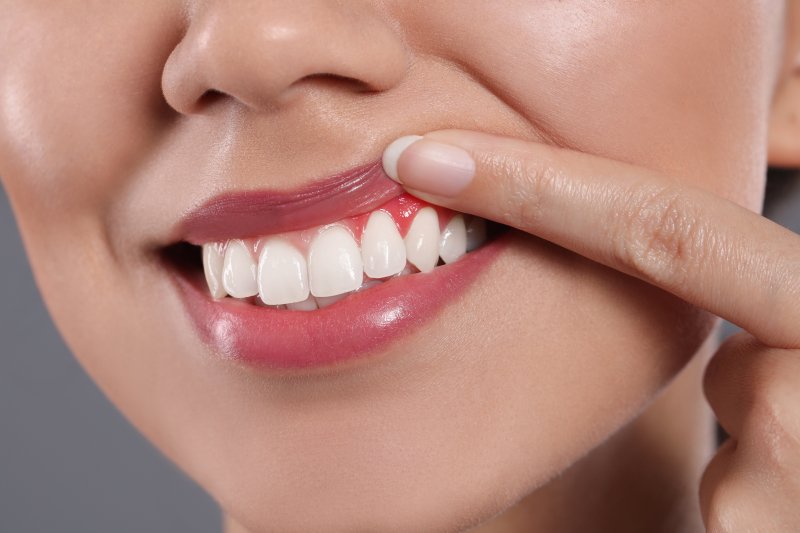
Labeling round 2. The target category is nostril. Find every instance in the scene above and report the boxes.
[294,72,376,94]
[195,89,227,111]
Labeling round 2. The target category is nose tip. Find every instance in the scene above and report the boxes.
[161,2,408,114]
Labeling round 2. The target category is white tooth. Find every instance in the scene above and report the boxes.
[361,210,406,278]
[466,216,487,252]
[286,296,319,311]
[257,239,309,305]
[309,225,364,297]
[404,207,440,273]
[439,214,468,264]
[222,239,258,298]
[202,242,227,299]
[256,299,285,309]
[315,292,351,309]
[356,278,384,292]
[393,264,415,277]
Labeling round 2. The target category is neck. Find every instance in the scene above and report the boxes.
[224,329,719,533]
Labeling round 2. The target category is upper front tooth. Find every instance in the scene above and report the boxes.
[222,239,259,298]
[439,214,467,264]
[404,207,440,273]
[257,239,310,305]
[361,210,407,278]
[309,225,364,298]
[202,242,227,299]
[466,216,487,252]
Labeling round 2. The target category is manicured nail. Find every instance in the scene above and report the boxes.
[382,135,423,181]
[382,135,476,197]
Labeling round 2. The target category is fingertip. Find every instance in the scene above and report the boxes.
[382,135,424,182]
[383,136,476,197]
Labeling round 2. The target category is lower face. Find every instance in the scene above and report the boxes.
[0,2,782,531]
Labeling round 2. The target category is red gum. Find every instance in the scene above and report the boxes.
[224,194,456,256]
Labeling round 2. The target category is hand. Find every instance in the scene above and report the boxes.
[382,129,800,531]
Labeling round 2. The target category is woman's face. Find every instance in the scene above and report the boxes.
[0,1,792,531]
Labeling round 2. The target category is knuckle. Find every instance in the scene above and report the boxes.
[610,184,712,286]
[493,148,561,231]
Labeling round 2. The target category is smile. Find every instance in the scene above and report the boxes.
[163,160,506,371]
[203,193,490,307]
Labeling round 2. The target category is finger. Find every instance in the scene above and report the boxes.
[699,437,738,530]
[699,438,800,532]
[703,330,800,442]
[382,130,800,348]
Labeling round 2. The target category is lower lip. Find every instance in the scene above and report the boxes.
[173,235,507,371]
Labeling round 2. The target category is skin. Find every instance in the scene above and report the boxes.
[1,1,799,531]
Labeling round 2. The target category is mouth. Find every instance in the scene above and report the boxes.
[162,159,507,371]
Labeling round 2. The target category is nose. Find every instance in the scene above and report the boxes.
[162,0,408,114]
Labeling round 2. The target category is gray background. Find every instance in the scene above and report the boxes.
[1,173,798,533]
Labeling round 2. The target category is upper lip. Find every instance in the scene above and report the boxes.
[176,158,402,244]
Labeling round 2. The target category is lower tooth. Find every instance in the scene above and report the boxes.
[316,292,351,308]
[357,278,384,292]
[393,264,415,277]
[286,296,318,311]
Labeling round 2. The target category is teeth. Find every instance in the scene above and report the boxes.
[361,210,407,278]
[404,207,440,273]
[257,239,310,305]
[308,225,364,298]
[316,292,351,309]
[222,239,259,298]
[393,264,415,277]
[356,278,384,292]
[439,214,468,264]
[465,216,487,252]
[286,295,319,311]
[202,243,227,299]
[202,208,491,304]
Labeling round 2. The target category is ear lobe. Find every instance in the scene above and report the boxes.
[768,59,800,168]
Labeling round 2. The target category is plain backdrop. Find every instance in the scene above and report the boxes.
[1,172,798,533]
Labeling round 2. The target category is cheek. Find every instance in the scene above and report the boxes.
[405,0,776,211]
[0,2,185,446]
[0,3,181,222]
[0,4,185,365]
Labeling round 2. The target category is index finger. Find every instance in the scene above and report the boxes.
[383,129,800,349]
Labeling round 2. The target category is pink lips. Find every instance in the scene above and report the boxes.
[171,158,505,371]
[179,159,403,244]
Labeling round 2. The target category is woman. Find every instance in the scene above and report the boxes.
[1,2,799,531]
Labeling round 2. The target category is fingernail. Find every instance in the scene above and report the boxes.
[382,135,423,181]
[382,135,476,197]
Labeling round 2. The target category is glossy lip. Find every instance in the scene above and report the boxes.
[178,159,403,244]
[173,234,506,372]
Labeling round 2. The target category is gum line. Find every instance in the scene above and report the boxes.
[224,194,455,255]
